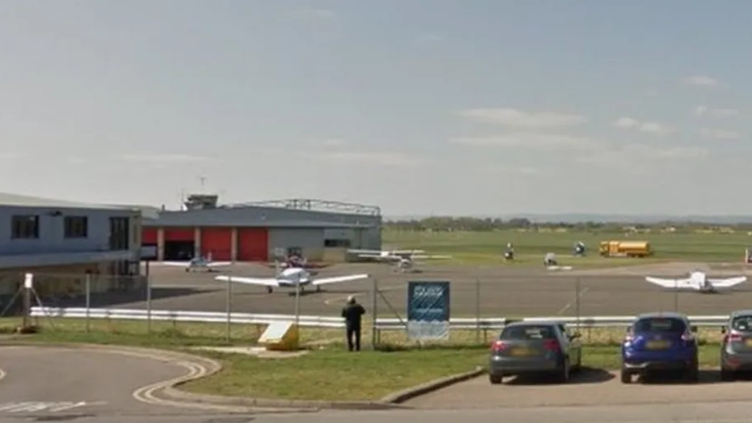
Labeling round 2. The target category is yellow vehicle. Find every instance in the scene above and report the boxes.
[599,240,653,258]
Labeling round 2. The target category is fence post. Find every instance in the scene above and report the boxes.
[225,275,232,342]
[475,277,480,344]
[575,277,581,331]
[85,273,91,333]
[371,276,378,349]
[145,261,152,336]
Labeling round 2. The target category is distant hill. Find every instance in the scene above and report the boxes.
[385,214,752,224]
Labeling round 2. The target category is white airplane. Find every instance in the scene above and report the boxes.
[160,256,231,272]
[348,248,452,273]
[215,266,369,294]
[645,271,747,293]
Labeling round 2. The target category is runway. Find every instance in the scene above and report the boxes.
[55,261,752,318]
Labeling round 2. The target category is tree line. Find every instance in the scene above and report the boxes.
[383,217,752,233]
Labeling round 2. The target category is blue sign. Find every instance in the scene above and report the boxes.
[406,281,450,340]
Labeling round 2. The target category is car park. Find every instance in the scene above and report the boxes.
[488,321,582,384]
[720,309,752,380]
[620,312,699,384]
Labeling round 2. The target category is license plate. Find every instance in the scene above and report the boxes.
[646,340,670,350]
[744,339,752,347]
[510,347,534,356]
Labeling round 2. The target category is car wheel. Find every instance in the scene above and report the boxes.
[489,374,503,385]
[558,358,570,383]
[620,367,631,384]
[685,360,699,383]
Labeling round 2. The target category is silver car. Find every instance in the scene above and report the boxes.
[720,309,752,380]
[488,321,582,384]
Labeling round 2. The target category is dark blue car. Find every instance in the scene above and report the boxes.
[620,312,699,384]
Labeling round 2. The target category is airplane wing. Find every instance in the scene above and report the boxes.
[392,249,425,254]
[215,275,280,287]
[161,261,190,267]
[206,262,231,267]
[645,276,693,289]
[709,276,748,288]
[547,266,573,271]
[312,274,369,286]
[347,249,382,255]
[411,254,452,260]
[358,254,399,261]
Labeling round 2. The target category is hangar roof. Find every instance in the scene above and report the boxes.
[143,219,368,228]
[0,192,136,211]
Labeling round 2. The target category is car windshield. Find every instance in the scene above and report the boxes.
[633,317,686,333]
[500,325,555,340]
[731,315,752,332]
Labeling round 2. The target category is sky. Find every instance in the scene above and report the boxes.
[1,1,751,216]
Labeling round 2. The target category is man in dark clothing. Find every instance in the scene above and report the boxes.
[341,295,366,351]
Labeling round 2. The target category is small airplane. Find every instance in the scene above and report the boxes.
[215,265,369,294]
[348,248,451,273]
[160,255,231,272]
[645,271,747,293]
[543,252,572,271]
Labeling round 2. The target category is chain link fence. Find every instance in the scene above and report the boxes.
[1,266,747,346]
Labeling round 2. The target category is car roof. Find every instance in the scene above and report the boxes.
[505,321,562,328]
[635,312,687,320]
[729,309,752,318]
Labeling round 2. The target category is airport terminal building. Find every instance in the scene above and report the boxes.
[141,195,382,262]
[0,192,144,299]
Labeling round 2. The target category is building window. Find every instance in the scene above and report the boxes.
[64,216,88,238]
[324,239,350,247]
[109,217,130,250]
[11,215,40,239]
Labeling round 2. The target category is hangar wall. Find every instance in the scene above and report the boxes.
[268,228,325,261]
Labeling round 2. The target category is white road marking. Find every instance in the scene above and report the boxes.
[0,368,5,382]
[132,360,250,412]
[556,287,590,315]
[0,401,106,413]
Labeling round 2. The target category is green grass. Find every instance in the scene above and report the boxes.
[383,229,752,265]
[178,343,725,401]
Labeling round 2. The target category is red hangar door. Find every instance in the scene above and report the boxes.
[200,227,232,261]
[163,228,195,261]
[237,228,269,262]
[142,228,158,245]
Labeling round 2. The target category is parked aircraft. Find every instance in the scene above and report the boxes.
[215,267,369,294]
[348,248,451,273]
[160,256,231,272]
[645,271,747,293]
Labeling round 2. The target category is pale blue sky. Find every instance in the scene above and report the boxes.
[1,1,750,216]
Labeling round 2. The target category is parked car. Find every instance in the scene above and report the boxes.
[488,321,582,384]
[620,312,699,384]
[720,309,752,380]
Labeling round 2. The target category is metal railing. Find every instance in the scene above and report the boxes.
[29,307,730,330]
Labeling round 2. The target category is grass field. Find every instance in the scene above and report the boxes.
[382,229,752,264]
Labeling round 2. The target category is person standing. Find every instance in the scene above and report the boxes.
[341,295,366,351]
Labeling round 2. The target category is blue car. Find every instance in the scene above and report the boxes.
[620,312,699,384]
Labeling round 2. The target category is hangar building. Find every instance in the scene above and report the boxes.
[142,195,382,262]
[0,192,144,299]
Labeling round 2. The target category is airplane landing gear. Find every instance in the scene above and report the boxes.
[316,285,321,292]
[267,287,273,293]
[185,268,190,272]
